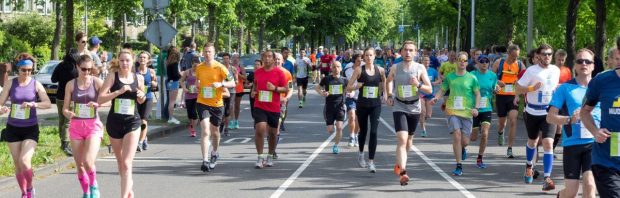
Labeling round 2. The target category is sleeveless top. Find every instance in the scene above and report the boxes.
[235,65,245,93]
[136,67,153,99]
[107,72,140,124]
[71,78,98,119]
[184,70,198,100]
[357,65,382,108]
[7,78,37,127]
[392,63,422,114]
[227,65,238,94]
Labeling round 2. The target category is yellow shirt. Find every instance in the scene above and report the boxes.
[195,61,230,107]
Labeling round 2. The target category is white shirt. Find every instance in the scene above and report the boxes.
[295,57,311,78]
[517,64,560,116]
[344,62,365,99]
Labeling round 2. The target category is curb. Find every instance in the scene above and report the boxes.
[0,123,186,191]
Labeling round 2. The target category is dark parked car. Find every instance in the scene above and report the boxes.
[34,60,61,102]
[239,54,261,93]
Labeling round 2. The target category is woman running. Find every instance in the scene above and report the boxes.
[0,56,52,198]
[386,41,432,185]
[419,55,441,138]
[135,51,157,151]
[62,55,104,198]
[98,50,146,198]
[346,47,387,173]
[166,47,182,124]
[232,54,246,129]
[180,55,201,137]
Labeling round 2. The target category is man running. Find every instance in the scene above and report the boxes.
[316,61,348,154]
[343,51,362,147]
[492,44,525,158]
[469,54,497,169]
[386,41,432,185]
[295,49,312,108]
[430,52,481,176]
[195,43,236,172]
[221,53,238,137]
[274,53,294,159]
[581,46,620,198]
[252,50,289,168]
[516,44,560,190]
[548,49,598,198]
[319,48,334,78]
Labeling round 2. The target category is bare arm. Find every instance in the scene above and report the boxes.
[136,75,146,104]
[547,107,571,125]
[417,66,433,94]
[34,81,51,109]
[98,73,120,104]
[179,70,189,92]
[386,66,395,96]
[0,78,12,106]
[346,67,362,92]
[62,80,74,118]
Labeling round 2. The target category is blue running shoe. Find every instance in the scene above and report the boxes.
[524,166,534,184]
[90,184,100,198]
[476,160,487,169]
[461,148,467,161]
[332,145,339,154]
[421,130,427,137]
[452,167,463,176]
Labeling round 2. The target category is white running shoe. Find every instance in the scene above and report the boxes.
[368,161,376,173]
[168,117,181,125]
[357,152,367,168]
[265,154,274,167]
[255,155,265,169]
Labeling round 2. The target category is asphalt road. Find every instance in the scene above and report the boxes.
[0,83,574,198]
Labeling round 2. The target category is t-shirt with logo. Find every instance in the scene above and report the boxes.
[254,67,288,113]
[319,75,348,109]
[584,70,620,171]
[517,64,560,116]
[470,70,497,113]
[441,72,480,118]
[295,57,311,78]
[550,79,599,147]
[195,61,230,107]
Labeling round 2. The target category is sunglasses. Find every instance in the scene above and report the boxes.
[540,53,553,56]
[575,59,593,65]
[479,59,489,64]
[457,59,468,63]
[80,67,93,72]
[80,40,87,44]
[19,68,33,73]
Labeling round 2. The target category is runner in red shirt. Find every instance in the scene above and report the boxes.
[251,50,289,169]
[320,48,335,78]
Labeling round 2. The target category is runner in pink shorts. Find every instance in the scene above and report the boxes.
[62,55,104,198]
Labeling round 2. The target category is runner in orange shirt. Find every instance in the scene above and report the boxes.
[273,52,294,159]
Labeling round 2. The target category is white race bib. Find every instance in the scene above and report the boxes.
[363,86,379,98]
[397,85,417,98]
[611,133,620,157]
[113,99,135,115]
[10,104,30,119]
[258,91,273,102]
[329,85,343,95]
[453,96,464,110]
[541,91,552,104]
[73,103,96,118]
[321,63,328,68]
[503,84,514,93]
[202,87,215,99]
[189,85,197,94]
[479,97,488,109]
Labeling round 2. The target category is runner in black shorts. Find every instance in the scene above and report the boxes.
[316,61,348,154]
[295,49,312,108]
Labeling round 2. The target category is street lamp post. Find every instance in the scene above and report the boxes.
[471,0,475,49]
[456,0,461,52]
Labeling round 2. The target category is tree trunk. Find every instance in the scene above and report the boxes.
[258,21,265,52]
[64,0,74,52]
[207,3,216,43]
[246,29,252,54]
[215,23,220,51]
[565,0,580,69]
[236,5,244,55]
[123,13,128,43]
[51,1,62,60]
[594,0,606,60]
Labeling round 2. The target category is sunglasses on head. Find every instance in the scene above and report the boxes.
[541,52,553,56]
[19,68,33,73]
[80,67,93,72]
[575,59,593,65]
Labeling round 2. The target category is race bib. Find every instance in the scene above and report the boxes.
[453,96,464,110]
[503,84,514,93]
[479,97,488,109]
[10,104,30,119]
[611,132,620,157]
[113,99,135,115]
[258,91,273,102]
[321,63,328,68]
[202,87,215,99]
[73,103,96,118]
[188,85,197,94]
[397,85,417,98]
[363,86,379,98]
[538,91,552,104]
[329,85,343,95]
[579,121,594,139]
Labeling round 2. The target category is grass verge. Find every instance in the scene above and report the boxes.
[0,126,65,177]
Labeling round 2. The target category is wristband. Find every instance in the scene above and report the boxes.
[417,83,423,89]
[527,86,535,92]
[566,117,571,125]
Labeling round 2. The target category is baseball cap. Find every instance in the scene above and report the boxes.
[89,36,102,45]
[477,54,489,62]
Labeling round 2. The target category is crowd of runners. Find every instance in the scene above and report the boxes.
[1,30,620,198]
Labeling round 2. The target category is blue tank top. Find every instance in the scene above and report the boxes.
[136,67,153,99]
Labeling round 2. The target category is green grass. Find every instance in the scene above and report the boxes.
[0,126,65,176]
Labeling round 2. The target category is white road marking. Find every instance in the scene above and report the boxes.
[270,122,349,198]
[379,117,476,198]
[223,137,252,144]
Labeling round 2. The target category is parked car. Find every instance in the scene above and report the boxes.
[239,54,261,93]
[33,60,61,102]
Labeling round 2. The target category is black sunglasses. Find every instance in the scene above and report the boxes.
[80,67,93,72]
[575,59,593,65]
[80,40,87,44]
[541,53,553,56]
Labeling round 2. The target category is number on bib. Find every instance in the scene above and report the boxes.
[611,133,620,157]
[202,87,215,99]
[330,85,343,95]
[73,103,96,118]
[503,84,514,93]
[10,104,30,119]
[321,63,328,68]
[258,91,273,102]
[114,99,135,115]
[479,97,488,109]
[453,96,465,110]
[189,85,197,94]
[397,85,417,98]
[363,86,379,98]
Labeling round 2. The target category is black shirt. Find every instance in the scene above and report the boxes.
[51,51,78,100]
[319,75,348,106]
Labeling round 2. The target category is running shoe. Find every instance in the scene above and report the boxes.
[281,124,286,132]
[142,139,148,150]
[533,169,540,179]
[452,167,463,176]
[298,101,303,108]
[255,155,265,169]
[273,152,279,159]
[189,126,197,137]
[265,154,274,167]
[498,132,505,146]
[26,188,34,198]
[90,184,100,198]
[393,164,402,175]
[348,137,354,147]
[234,120,240,129]
[368,161,376,173]
[507,147,515,158]
[168,117,181,125]
[524,165,534,184]
[83,194,89,198]
[476,159,487,169]
[209,153,219,169]
[421,130,427,137]
[136,144,143,152]
[357,152,367,168]
[354,136,359,147]
[201,161,211,172]
[461,147,467,161]
[332,145,339,154]
[227,121,234,129]
[399,172,410,186]
[542,177,556,191]
[223,128,230,137]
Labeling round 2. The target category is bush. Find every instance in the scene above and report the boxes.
[0,35,30,63]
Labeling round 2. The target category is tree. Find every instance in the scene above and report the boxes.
[4,14,54,52]
[566,0,580,68]
[64,0,74,52]
[51,0,62,60]
[594,0,606,59]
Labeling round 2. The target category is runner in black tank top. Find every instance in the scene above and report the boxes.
[346,47,386,174]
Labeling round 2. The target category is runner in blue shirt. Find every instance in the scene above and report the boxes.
[548,49,598,198]
[582,49,620,198]
[419,55,440,138]
[469,55,497,169]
